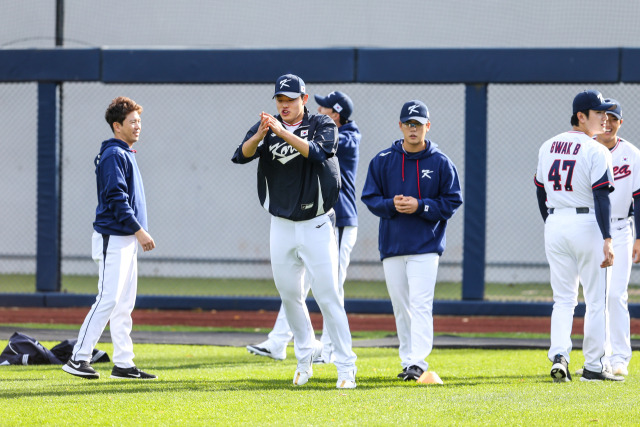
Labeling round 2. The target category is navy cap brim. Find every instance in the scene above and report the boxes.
[314,94,331,107]
[400,116,429,124]
[591,101,617,112]
[273,91,302,99]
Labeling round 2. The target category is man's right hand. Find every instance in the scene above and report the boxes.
[241,112,270,158]
[601,238,614,268]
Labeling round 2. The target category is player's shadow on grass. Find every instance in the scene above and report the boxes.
[0,375,431,399]
[153,360,267,371]
[439,374,546,387]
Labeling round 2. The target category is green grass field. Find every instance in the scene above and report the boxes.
[7,273,639,303]
[0,342,638,426]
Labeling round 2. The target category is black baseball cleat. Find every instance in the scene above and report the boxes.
[397,367,408,380]
[110,365,157,380]
[403,365,425,381]
[550,354,571,382]
[580,368,624,382]
[62,359,100,379]
[246,342,286,361]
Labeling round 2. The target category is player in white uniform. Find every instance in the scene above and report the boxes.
[232,74,357,389]
[594,99,640,376]
[534,90,623,382]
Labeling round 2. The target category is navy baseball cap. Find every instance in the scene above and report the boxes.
[400,100,429,124]
[572,90,617,114]
[314,91,354,120]
[604,98,622,119]
[273,74,306,99]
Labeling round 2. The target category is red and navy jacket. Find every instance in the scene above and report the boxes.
[362,139,462,259]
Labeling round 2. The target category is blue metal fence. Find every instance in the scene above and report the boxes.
[2,47,638,315]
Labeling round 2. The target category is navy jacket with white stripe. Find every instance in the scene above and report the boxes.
[232,108,341,222]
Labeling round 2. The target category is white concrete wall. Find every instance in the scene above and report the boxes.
[3,1,639,49]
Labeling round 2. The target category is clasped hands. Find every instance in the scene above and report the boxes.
[394,195,419,214]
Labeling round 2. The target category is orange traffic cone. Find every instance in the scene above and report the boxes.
[417,371,443,384]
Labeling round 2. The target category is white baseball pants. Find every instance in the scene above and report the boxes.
[545,209,610,372]
[270,214,357,373]
[268,226,357,361]
[606,217,633,368]
[382,253,439,372]
[71,232,138,368]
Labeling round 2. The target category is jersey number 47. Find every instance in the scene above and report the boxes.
[548,159,576,191]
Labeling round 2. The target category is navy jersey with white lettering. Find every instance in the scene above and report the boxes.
[232,108,341,221]
[361,139,462,259]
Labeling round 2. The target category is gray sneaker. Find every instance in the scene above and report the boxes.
[580,368,624,382]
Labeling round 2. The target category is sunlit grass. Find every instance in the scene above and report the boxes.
[0,344,637,426]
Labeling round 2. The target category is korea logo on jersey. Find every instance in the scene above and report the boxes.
[269,141,301,164]
[422,169,433,179]
[301,130,309,137]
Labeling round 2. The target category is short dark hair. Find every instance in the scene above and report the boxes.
[105,96,143,132]
[570,109,590,127]
[336,112,348,126]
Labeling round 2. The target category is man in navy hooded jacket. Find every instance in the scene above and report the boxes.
[62,96,157,381]
[362,100,462,381]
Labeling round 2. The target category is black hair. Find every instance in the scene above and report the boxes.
[570,109,590,127]
[105,96,143,132]
[335,112,348,126]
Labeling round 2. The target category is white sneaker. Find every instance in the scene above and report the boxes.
[293,366,313,386]
[612,363,629,376]
[246,340,286,361]
[336,368,357,389]
[292,341,322,386]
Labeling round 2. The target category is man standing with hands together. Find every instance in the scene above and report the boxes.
[362,100,462,381]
